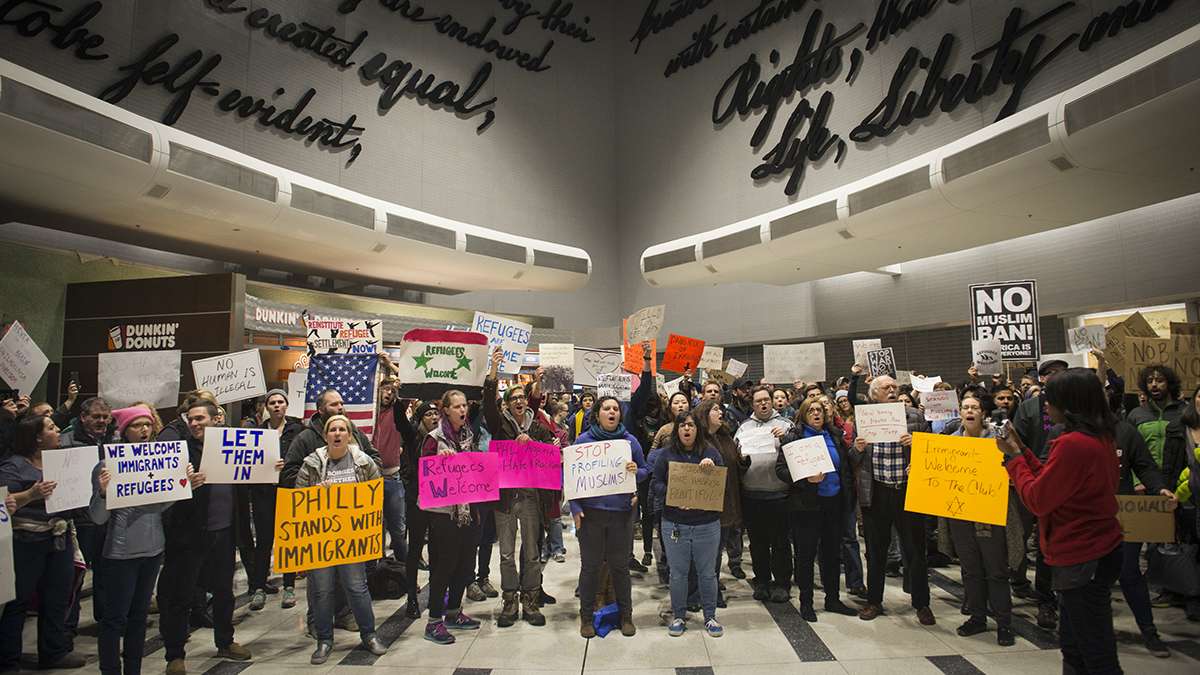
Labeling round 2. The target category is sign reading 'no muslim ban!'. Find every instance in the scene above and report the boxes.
[396,329,489,400]
[970,280,1040,361]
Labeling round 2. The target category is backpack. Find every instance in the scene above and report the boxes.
[367,558,408,599]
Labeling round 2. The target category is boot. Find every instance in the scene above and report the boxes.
[497,590,519,627]
[580,611,595,638]
[521,590,546,626]
[620,609,636,636]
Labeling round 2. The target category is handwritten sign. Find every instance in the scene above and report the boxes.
[305,316,381,355]
[104,440,192,509]
[490,440,563,490]
[621,318,657,375]
[472,311,533,375]
[625,305,665,343]
[896,370,913,386]
[1105,312,1158,375]
[923,390,960,422]
[191,349,266,405]
[1118,336,1200,391]
[98,350,181,409]
[855,403,908,443]
[41,446,99,514]
[972,339,1003,376]
[0,321,48,395]
[1068,325,1107,355]
[853,339,882,368]
[273,479,383,573]
[905,432,1008,526]
[867,347,896,378]
[563,440,634,501]
[418,452,500,509]
[663,376,683,398]
[763,343,825,383]
[665,462,727,511]
[911,375,942,393]
[1115,495,1175,543]
[286,369,308,419]
[598,372,633,402]
[781,436,835,481]
[199,427,281,484]
[660,333,706,373]
[725,359,748,378]
[0,488,12,605]
[735,426,778,456]
[539,343,574,393]
[698,345,724,370]
[574,347,622,387]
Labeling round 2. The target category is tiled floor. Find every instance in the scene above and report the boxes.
[21,524,1200,674]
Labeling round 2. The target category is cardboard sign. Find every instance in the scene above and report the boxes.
[1105,312,1159,375]
[1115,495,1175,543]
[853,339,882,368]
[970,280,1040,361]
[855,403,908,443]
[0,488,12,605]
[660,334,706,373]
[98,350,181,409]
[41,446,99,514]
[472,311,533,375]
[574,347,623,387]
[305,316,381,355]
[912,375,942,393]
[199,427,281,484]
[763,343,826,383]
[625,305,665,343]
[781,436,836,481]
[1119,336,1200,391]
[286,369,308,419]
[698,345,724,370]
[598,372,633,401]
[0,321,49,395]
[539,343,575,393]
[735,426,779,455]
[191,349,267,405]
[490,440,563,490]
[563,439,635,500]
[418,452,501,509]
[972,339,1003,376]
[922,390,960,421]
[867,347,896,378]
[905,432,1009,526]
[621,319,657,376]
[725,359,748,378]
[1068,325,1107,355]
[104,440,193,509]
[273,479,384,573]
[665,462,727,511]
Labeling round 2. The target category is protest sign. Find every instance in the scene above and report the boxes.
[706,368,734,385]
[286,369,308,419]
[853,339,882,368]
[0,488,12,605]
[663,376,683,398]
[472,311,533,375]
[0,321,48,395]
[1105,312,1159,375]
[41,446,98,514]
[396,329,489,400]
[418,452,501,509]
[911,375,942,393]
[1118,336,1200,390]
[969,280,1039,361]
[856,403,908,443]
[972,339,1003,376]
[896,370,913,386]
[98,350,181,408]
[621,318,657,375]
[867,348,896,378]
[563,439,635,501]
[763,343,826,383]
[665,462,727,511]
[781,436,836,481]
[725,359,748,378]
[305,316,381,355]
[905,432,1009,526]
[1039,353,1088,371]
[698,345,724,370]
[200,427,281,484]
[104,440,192,509]
[1068,325,1107,355]
[661,334,706,373]
[574,347,623,387]
[490,440,562,490]
[273,479,383,573]
[922,390,960,422]
[735,426,779,455]
[1115,495,1175,543]
[539,343,575,393]
[191,349,266,405]
[597,372,633,401]
[625,305,665,343]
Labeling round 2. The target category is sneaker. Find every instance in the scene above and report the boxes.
[249,589,266,611]
[1036,603,1058,630]
[281,587,296,609]
[424,621,455,645]
[554,552,566,563]
[1142,629,1171,658]
[629,556,649,573]
[1150,591,1176,608]
[215,643,252,661]
[477,579,499,598]
[361,635,388,656]
[641,552,653,567]
[310,640,333,665]
[446,612,481,630]
[997,626,1015,647]
[704,618,724,637]
[668,618,686,637]
[465,582,488,602]
[799,604,817,622]
[957,617,988,636]
[262,580,280,594]
[729,565,746,579]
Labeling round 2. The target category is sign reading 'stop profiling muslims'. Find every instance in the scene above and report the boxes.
[969,280,1039,362]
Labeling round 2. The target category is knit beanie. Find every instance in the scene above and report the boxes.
[414,401,437,421]
[264,388,288,403]
[112,406,154,437]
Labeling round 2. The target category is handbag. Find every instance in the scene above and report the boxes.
[1147,541,1200,597]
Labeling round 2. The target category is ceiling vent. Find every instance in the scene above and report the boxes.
[168,143,277,202]
[465,233,527,264]
[701,227,760,258]
[0,76,151,162]
[769,201,838,240]
[385,213,456,249]
[534,249,589,274]
[942,116,1050,182]
[290,184,373,229]
[848,166,931,216]
[144,184,171,199]
[644,245,696,273]
[1065,40,1200,135]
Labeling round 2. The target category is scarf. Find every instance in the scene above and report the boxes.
[439,417,477,527]
[588,421,627,441]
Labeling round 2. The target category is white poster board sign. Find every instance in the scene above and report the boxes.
[0,321,49,395]
[1068,325,1107,355]
[42,446,99,514]
[763,343,826,383]
[563,440,635,500]
[286,369,308,419]
[104,440,193,509]
[972,339,1003,376]
[782,436,836,481]
[539,343,575,393]
[574,348,623,387]
[597,372,633,402]
[1039,352,1088,370]
[735,426,779,456]
[663,376,683,398]
[856,403,908,443]
[896,370,913,386]
[472,311,533,375]
[912,375,942,393]
[191,349,266,405]
[923,390,960,422]
[305,316,381,355]
[200,427,281,484]
[698,346,724,370]
[625,305,665,344]
[0,488,12,605]
[970,280,1040,361]
[852,339,882,368]
[725,359,748,378]
[98,350,181,409]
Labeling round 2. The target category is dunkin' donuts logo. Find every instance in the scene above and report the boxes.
[108,323,180,350]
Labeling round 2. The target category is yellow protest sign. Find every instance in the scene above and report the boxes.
[273,479,383,573]
[904,432,1009,526]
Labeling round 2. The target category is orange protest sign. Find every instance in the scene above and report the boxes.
[660,333,706,373]
[904,432,1009,526]
[621,319,656,376]
[273,479,384,573]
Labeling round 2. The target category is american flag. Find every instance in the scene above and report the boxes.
[304,354,377,439]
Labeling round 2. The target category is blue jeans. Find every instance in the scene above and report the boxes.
[383,475,408,561]
[662,518,721,621]
[308,563,375,642]
[842,499,864,589]
[542,517,565,558]
[99,554,162,675]
[0,537,76,669]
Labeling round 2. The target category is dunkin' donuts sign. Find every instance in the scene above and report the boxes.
[108,323,180,351]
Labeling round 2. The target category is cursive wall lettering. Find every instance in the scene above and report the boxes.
[630,0,713,53]
[663,0,813,78]
[204,0,368,69]
[216,87,364,164]
[0,0,108,60]
[865,0,964,52]
[495,0,595,43]
[1079,0,1173,51]
[358,51,498,132]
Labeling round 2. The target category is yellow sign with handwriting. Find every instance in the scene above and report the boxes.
[273,479,383,573]
[905,432,1009,526]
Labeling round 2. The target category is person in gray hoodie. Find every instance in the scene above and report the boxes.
[735,385,793,603]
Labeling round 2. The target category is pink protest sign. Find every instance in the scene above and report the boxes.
[490,440,563,490]
[418,452,500,509]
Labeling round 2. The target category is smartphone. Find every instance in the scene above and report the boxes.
[68,371,80,387]
[995,419,1012,440]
